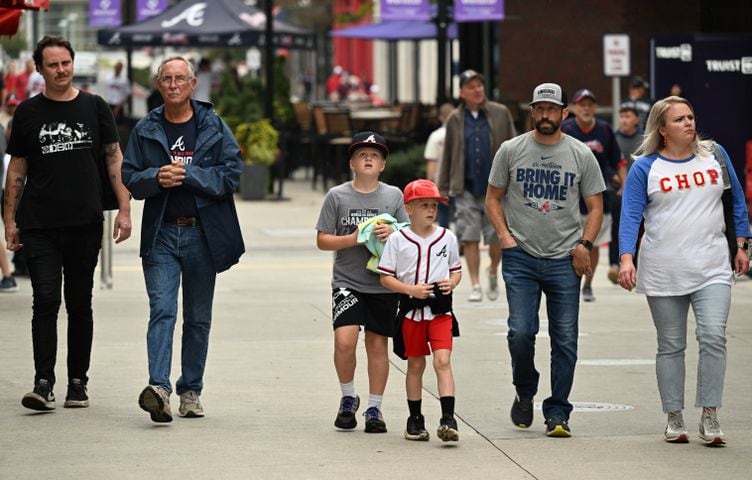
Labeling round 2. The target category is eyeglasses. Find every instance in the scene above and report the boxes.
[158,75,192,86]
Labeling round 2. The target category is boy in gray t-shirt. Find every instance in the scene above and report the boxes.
[315,132,407,434]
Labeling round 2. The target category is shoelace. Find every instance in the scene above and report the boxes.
[183,391,199,404]
[340,397,356,413]
[667,412,684,429]
[703,414,721,432]
[364,407,380,419]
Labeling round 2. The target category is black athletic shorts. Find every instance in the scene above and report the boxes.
[331,288,398,337]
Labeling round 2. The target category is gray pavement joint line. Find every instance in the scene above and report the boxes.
[388,359,540,480]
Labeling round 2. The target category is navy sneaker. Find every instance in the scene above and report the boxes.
[363,406,387,433]
[334,395,360,430]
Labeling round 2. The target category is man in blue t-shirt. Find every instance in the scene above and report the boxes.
[561,89,621,302]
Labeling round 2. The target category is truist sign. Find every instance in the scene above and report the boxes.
[89,0,121,27]
[380,0,430,21]
[136,0,168,23]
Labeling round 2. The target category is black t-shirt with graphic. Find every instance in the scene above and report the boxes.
[7,91,118,229]
[162,115,198,222]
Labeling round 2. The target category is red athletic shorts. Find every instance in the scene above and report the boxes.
[402,314,453,357]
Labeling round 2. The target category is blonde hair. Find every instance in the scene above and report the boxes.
[634,95,712,158]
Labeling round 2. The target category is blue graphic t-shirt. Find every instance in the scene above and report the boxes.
[162,114,198,222]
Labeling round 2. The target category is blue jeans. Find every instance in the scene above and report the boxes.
[21,223,102,387]
[646,283,730,412]
[142,224,216,395]
[501,246,581,420]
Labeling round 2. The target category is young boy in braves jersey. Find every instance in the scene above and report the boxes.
[315,131,408,433]
[378,179,462,442]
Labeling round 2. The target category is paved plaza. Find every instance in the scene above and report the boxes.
[1,174,751,479]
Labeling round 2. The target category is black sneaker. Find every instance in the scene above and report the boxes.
[363,406,387,433]
[64,378,89,408]
[510,394,533,428]
[545,416,572,437]
[0,276,18,293]
[404,414,430,441]
[334,395,360,430]
[22,379,55,411]
[437,416,459,442]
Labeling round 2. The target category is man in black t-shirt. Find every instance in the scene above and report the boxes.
[3,36,132,412]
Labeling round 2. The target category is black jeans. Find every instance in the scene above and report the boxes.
[21,223,102,387]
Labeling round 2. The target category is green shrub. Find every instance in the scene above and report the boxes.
[234,119,279,166]
[380,144,426,190]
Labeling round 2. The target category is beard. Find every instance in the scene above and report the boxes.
[534,118,560,135]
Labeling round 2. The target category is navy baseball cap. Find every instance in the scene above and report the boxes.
[348,131,389,158]
[572,88,597,103]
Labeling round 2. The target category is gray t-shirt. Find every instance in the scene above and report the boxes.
[316,181,408,293]
[488,132,606,258]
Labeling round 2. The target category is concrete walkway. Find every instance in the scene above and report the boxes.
[1,173,750,479]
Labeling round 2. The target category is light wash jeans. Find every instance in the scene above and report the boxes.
[142,224,216,395]
[646,283,730,412]
[501,246,581,421]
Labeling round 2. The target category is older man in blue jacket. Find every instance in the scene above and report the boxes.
[122,56,244,423]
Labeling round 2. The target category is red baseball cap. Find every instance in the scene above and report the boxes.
[403,179,448,204]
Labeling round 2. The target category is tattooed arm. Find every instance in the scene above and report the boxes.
[103,141,132,243]
[3,156,27,251]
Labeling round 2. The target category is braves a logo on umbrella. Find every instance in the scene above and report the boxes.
[161,2,206,28]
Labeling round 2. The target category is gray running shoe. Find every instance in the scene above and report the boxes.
[664,411,688,443]
[699,410,726,446]
[138,385,172,423]
[179,391,205,418]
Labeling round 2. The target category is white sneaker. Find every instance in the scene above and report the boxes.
[664,411,688,443]
[487,267,499,301]
[699,410,726,446]
[468,284,482,302]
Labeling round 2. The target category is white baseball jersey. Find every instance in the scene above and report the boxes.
[377,226,462,321]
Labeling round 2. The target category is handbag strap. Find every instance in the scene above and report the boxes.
[712,142,731,190]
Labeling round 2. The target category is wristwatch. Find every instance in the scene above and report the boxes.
[737,241,749,252]
[578,239,594,251]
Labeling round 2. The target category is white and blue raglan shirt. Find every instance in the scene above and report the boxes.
[377,226,462,321]
[619,143,750,296]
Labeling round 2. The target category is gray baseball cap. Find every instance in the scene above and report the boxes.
[529,82,565,106]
